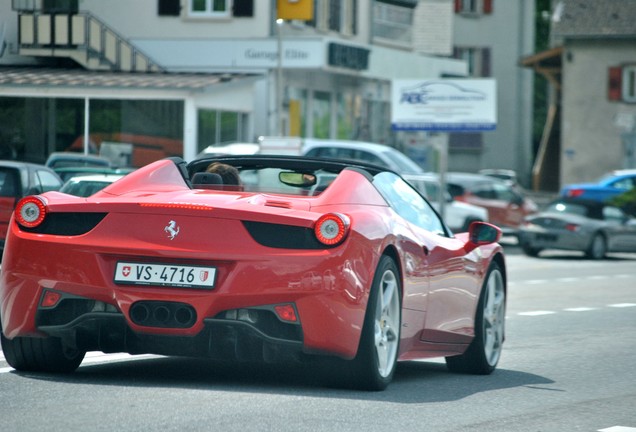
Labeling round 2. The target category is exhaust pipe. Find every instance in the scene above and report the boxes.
[129,301,196,328]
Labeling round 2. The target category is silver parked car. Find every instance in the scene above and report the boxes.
[518,198,636,259]
[302,139,425,175]
[59,174,125,197]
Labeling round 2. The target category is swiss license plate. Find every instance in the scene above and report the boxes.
[114,262,216,289]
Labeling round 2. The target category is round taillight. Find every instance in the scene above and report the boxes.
[314,213,350,246]
[15,196,47,228]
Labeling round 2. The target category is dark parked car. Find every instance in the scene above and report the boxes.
[45,152,112,170]
[518,197,636,259]
[446,172,538,235]
[0,161,63,256]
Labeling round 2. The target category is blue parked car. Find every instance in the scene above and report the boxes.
[560,169,636,202]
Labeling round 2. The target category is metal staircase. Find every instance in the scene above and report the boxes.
[15,6,164,72]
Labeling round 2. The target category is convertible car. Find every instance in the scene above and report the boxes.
[518,197,636,259]
[0,155,506,390]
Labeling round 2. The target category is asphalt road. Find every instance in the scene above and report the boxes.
[1,245,635,432]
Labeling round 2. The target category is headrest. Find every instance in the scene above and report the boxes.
[192,172,223,186]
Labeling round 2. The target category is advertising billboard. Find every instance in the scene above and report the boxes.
[391,79,497,131]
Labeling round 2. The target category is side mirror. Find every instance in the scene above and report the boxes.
[468,221,501,247]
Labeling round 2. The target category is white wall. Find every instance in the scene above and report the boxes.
[451,0,536,186]
[81,0,271,39]
[560,39,636,185]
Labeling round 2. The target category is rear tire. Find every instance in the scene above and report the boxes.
[446,262,505,374]
[347,255,401,391]
[585,233,606,260]
[521,242,542,257]
[1,332,85,373]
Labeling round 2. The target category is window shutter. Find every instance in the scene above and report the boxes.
[483,0,493,14]
[608,66,623,101]
[158,0,180,16]
[233,0,254,17]
[481,48,491,77]
[454,0,462,13]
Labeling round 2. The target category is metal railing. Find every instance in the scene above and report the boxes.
[16,9,164,72]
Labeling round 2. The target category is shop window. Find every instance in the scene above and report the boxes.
[197,109,248,152]
[453,46,491,77]
[312,91,331,139]
[337,93,357,139]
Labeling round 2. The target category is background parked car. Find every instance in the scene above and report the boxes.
[560,169,636,202]
[518,197,636,259]
[54,166,136,182]
[196,142,260,159]
[478,168,518,187]
[302,139,425,175]
[1,161,63,256]
[446,172,538,235]
[404,174,489,233]
[59,174,125,197]
[45,152,112,170]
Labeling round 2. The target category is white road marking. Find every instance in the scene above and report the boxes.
[556,277,580,283]
[564,307,598,312]
[609,303,636,308]
[514,274,635,286]
[599,427,636,432]
[518,311,556,316]
[525,280,548,285]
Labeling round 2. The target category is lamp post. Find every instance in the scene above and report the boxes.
[276,18,284,136]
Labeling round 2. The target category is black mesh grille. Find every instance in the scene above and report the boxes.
[22,212,107,235]
[37,299,95,327]
[243,221,325,249]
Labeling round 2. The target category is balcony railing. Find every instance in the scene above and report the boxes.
[15,7,164,72]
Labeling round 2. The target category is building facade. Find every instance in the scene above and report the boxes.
[0,0,467,168]
[551,0,636,186]
[451,0,536,186]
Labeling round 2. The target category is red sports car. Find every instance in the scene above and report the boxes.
[0,156,506,390]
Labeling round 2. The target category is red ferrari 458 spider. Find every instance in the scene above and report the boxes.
[0,155,506,390]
